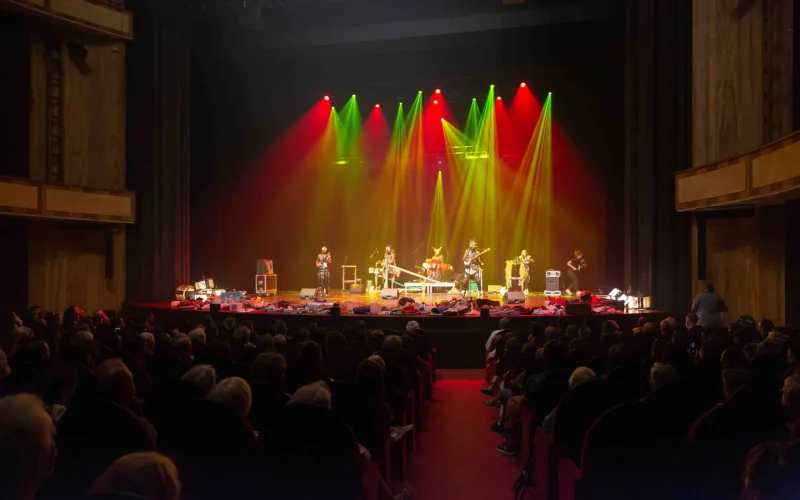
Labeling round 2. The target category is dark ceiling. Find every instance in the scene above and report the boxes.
[172,0,617,51]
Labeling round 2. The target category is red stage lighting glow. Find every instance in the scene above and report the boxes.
[520,82,527,88]
[323,95,330,101]
[433,99,439,105]
[435,88,441,94]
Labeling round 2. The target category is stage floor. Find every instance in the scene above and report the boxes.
[131,292,667,368]
[162,289,552,314]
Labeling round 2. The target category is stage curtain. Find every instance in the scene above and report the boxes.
[623,0,693,313]
[126,0,192,302]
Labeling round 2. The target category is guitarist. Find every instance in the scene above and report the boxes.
[461,239,484,298]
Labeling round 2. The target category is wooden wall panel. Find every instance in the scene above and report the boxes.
[27,220,125,314]
[62,42,126,191]
[28,32,48,181]
[693,206,786,325]
[692,0,793,167]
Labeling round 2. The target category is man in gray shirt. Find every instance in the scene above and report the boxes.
[691,283,728,327]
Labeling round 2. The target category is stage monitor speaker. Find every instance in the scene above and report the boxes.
[256,259,273,275]
[487,285,503,295]
[381,288,399,299]
[350,283,365,293]
[300,288,317,299]
[566,303,592,315]
[546,276,560,292]
[503,291,526,304]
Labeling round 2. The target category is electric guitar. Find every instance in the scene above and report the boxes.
[464,248,491,275]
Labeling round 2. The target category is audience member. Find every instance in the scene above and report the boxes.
[0,394,57,500]
[207,377,253,419]
[691,283,729,327]
[89,452,181,500]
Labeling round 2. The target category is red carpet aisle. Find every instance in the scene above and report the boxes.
[408,369,522,500]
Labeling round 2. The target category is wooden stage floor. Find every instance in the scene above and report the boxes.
[161,289,553,313]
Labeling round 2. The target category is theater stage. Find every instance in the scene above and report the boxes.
[131,291,668,369]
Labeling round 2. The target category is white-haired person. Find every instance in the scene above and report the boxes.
[181,364,217,396]
[0,394,58,499]
[207,376,253,420]
[89,452,181,500]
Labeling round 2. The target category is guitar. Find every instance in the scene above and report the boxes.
[464,248,491,275]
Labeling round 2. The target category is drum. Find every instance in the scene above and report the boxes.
[175,284,195,300]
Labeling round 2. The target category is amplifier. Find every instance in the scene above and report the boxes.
[487,285,503,295]
[255,274,277,295]
[545,269,560,294]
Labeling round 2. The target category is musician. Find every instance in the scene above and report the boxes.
[383,245,397,289]
[565,250,586,295]
[425,246,444,281]
[519,250,534,295]
[316,246,332,297]
[461,239,483,298]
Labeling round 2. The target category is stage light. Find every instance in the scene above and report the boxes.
[435,88,441,94]
[352,94,356,97]
[490,84,494,88]
[418,90,422,94]
[520,82,527,88]
[496,96,502,101]
[375,104,380,108]
[548,92,552,95]
[433,99,438,105]
[323,95,330,101]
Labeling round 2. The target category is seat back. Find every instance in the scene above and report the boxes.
[265,403,365,500]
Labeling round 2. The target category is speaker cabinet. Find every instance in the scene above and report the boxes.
[566,303,592,315]
[546,275,560,292]
[503,291,526,304]
[381,288,399,299]
[350,283,365,293]
[300,288,317,299]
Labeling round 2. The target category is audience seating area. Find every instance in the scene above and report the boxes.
[482,315,800,500]
[0,306,437,500]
